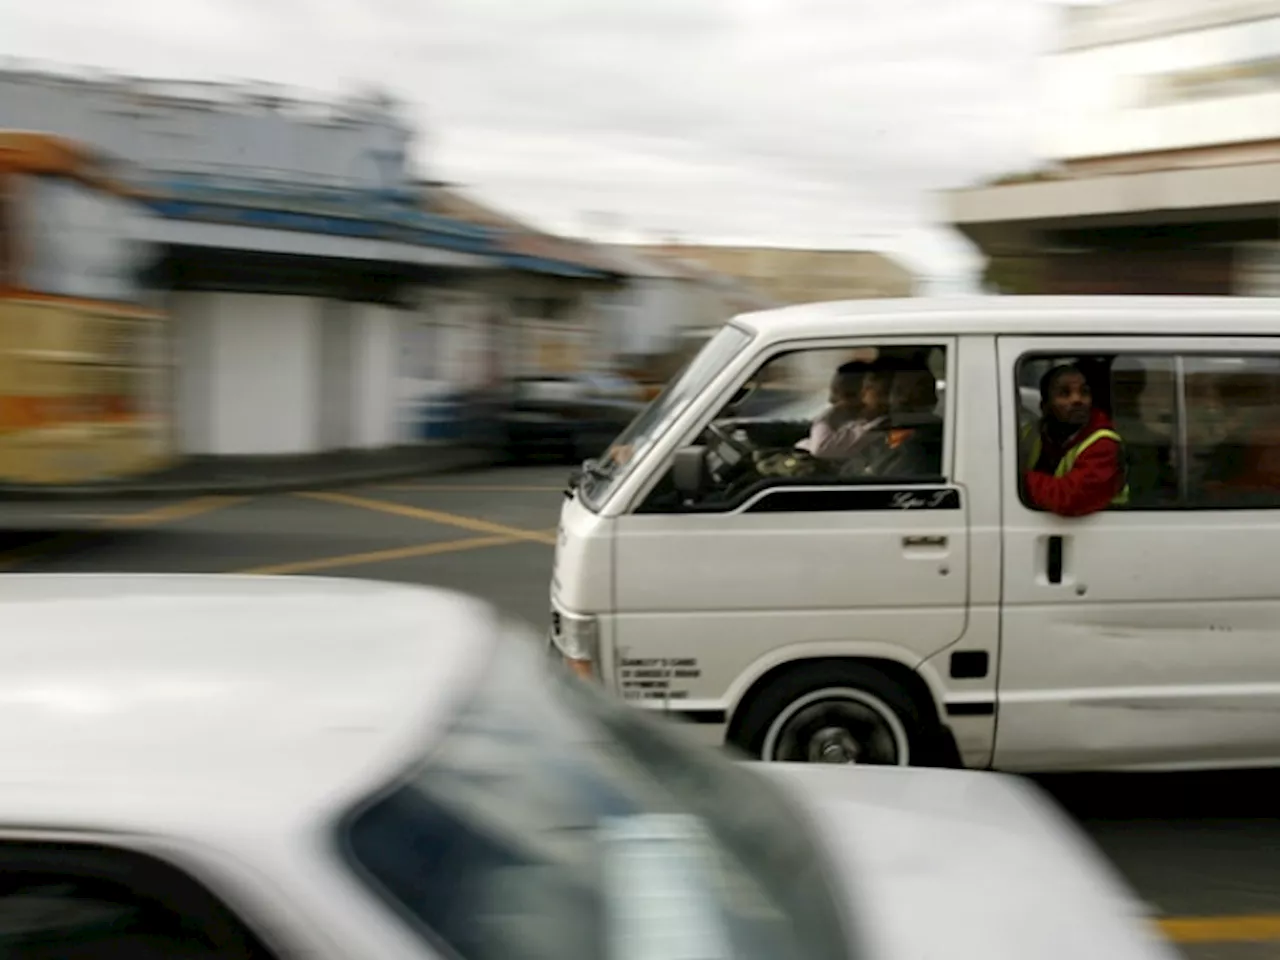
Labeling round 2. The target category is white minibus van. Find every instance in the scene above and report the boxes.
[548,296,1280,772]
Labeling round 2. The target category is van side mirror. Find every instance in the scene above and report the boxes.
[672,446,707,498]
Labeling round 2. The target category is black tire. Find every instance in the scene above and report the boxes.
[731,661,935,766]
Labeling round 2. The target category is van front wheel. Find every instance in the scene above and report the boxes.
[735,664,926,766]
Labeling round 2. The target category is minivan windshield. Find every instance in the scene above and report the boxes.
[578,323,753,509]
[339,626,852,960]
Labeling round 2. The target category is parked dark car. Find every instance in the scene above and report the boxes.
[470,372,648,462]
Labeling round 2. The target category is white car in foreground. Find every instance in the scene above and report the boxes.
[0,575,1174,960]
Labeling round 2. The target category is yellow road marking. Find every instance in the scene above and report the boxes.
[235,534,519,576]
[100,496,248,528]
[378,483,564,492]
[301,490,556,544]
[1159,914,1280,944]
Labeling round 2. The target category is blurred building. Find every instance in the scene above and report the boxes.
[420,185,625,381]
[0,65,821,462]
[593,246,777,366]
[419,189,772,376]
[0,66,622,456]
[412,190,779,386]
[630,244,916,303]
[946,0,1280,295]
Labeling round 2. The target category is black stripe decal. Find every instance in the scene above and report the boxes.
[744,485,961,514]
[672,709,728,725]
[945,701,995,717]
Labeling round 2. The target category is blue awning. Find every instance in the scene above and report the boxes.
[140,179,617,278]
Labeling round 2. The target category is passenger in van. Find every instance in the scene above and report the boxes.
[1109,364,1175,505]
[1023,364,1129,517]
[847,364,943,478]
[1202,428,1280,504]
[796,361,888,460]
[1200,376,1280,505]
[883,365,944,476]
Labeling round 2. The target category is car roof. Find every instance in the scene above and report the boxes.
[0,574,499,837]
[731,296,1280,343]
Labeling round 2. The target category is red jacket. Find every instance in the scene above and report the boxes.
[1025,409,1124,517]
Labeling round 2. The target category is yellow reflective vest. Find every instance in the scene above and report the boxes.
[1022,423,1130,506]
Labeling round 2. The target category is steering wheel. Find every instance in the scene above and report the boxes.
[706,421,755,459]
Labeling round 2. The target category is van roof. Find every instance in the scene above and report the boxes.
[732,297,1280,342]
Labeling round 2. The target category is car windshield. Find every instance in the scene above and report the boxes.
[578,324,753,510]
[339,627,852,960]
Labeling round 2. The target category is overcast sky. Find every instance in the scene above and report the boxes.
[1,0,1078,287]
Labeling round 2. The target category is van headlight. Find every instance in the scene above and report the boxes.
[550,609,600,680]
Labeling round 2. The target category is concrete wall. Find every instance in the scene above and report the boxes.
[212,295,320,456]
[172,293,321,456]
[171,292,428,455]
[351,304,398,449]
[318,301,355,450]
[171,292,215,455]
[948,161,1280,226]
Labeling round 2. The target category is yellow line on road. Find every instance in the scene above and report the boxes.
[99,496,249,528]
[1159,914,1280,944]
[235,534,520,576]
[300,490,556,544]
[379,483,564,492]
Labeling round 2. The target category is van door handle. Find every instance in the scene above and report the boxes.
[903,535,947,548]
[1046,535,1064,584]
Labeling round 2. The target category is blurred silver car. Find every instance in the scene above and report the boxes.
[0,574,1175,959]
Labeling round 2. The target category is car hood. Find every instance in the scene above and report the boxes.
[758,765,1177,960]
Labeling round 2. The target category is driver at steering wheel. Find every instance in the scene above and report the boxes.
[797,361,889,460]
[793,363,865,463]
[755,360,892,481]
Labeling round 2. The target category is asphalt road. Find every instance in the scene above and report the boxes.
[2,461,1280,959]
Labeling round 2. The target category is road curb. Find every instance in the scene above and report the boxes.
[0,449,503,502]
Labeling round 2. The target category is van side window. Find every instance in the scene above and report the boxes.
[1108,356,1179,507]
[1187,355,1280,509]
[1015,352,1280,511]
[639,344,949,514]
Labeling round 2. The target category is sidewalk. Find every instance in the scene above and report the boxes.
[0,444,501,501]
